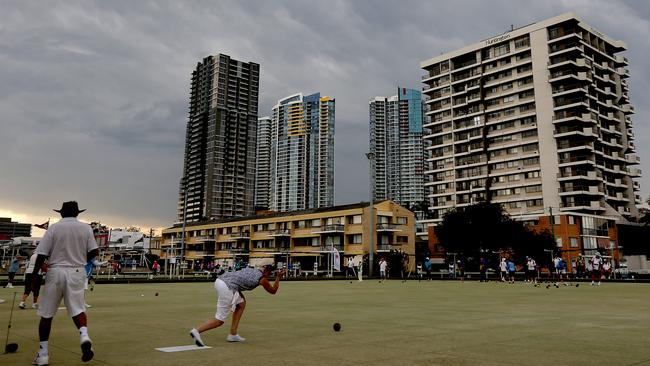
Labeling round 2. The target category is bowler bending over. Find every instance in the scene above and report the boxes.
[190,265,282,346]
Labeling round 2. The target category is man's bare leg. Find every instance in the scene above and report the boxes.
[230,301,246,335]
[196,319,224,333]
[72,312,93,362]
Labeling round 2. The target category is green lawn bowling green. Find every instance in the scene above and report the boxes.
[1,280,649,366]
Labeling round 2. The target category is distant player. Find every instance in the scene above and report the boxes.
[19,252,44,309]
[379,258,388,282]
[591,253,602,286]
[189,265,282,346]
[526,257,537,284]
[499,258,508,282]
[346,257,356,278]
[507,259,516,284]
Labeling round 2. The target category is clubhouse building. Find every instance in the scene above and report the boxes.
[161,200,415,272]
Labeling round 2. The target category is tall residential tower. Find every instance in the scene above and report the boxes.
[178,54,260,222]
[420,13,641,227]
[254,116,272,210]
[259,93,335,212]
[369,87,425,208]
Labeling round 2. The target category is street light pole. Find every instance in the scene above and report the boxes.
[366,152,376,278]
[180,178,188,278]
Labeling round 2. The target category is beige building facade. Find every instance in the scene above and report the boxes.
[420,13,641,227]
[161,200,415,272]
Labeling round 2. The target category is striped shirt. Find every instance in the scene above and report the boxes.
[219,268,263,292]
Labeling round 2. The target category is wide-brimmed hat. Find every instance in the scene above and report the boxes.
[54,201,86,215]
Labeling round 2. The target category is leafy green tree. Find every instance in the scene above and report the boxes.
[435,202,555,267]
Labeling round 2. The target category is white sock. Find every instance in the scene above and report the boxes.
[39,341,48,355]
[79,326,89,338]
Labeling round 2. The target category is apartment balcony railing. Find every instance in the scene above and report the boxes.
[230,231,251,239]
[193,236,216,242]
[627,167,642,177]
[621,104,635,114]
[625,154,641,165]
[187,250,214,257]
[376,223,401,232]
[269,229,292,237]
[558,155,595,164]
[558,185,603,194]
[320,244,343,252]
[313,224,345,233]
[376,244,401,252]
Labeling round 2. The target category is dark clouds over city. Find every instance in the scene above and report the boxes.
[1,0,648,231]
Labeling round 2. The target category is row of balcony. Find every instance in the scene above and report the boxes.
[175,241,407,257]
[186,224,404,242]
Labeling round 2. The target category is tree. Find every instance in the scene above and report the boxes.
[435,202,555,267]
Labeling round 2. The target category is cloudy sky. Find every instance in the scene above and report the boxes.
[1,0,649,234]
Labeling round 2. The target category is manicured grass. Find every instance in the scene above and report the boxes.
[1,280,649,365]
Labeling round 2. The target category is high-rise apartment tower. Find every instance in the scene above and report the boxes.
[369,87,425,208]
[260,93,335,212]
[254,116,272,210]
[178,54,260,222]
[420,13,641,224]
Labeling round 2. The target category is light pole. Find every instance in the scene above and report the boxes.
[544,248,554,280]
[180,178,188,278]
[366,152,376,278]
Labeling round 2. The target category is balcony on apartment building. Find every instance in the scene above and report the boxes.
[312,224,345,234]
[558,154,595,165]
[376,243,405,252]
[558,185,604,196]
[554,126,597,138]
[376,223,402,232]
[557,169,602,181]
[559,199,604,211]
[627,167,642,177]
[230,231,251,239]
[268,229,292,237]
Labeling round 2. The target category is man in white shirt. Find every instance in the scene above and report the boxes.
[31,201,99,365]
[499,258,508,282]
[379,258,388,282]
[19,252,43,309]
[591,253,602,286]
[526,257,537,284]
[346,257,356,278]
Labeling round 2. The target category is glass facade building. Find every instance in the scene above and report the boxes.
[369,87,425,208]
[260,93,335,212]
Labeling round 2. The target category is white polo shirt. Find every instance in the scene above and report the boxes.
[26,253,38,273]
[379,261,387,272]
[36,217,98,267]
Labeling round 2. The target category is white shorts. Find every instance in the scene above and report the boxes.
[214,279,244,321]
[38,267,87,318]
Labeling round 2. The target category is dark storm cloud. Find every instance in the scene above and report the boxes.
[1,0,648,229]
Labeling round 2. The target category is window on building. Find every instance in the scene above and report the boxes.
[514,36,530,49]
[397,217,408,225]
[493,43,510,57]
[570,237,579,248]
[347,234,362,244]
[348,215,362,225]
[568,216,575,225]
